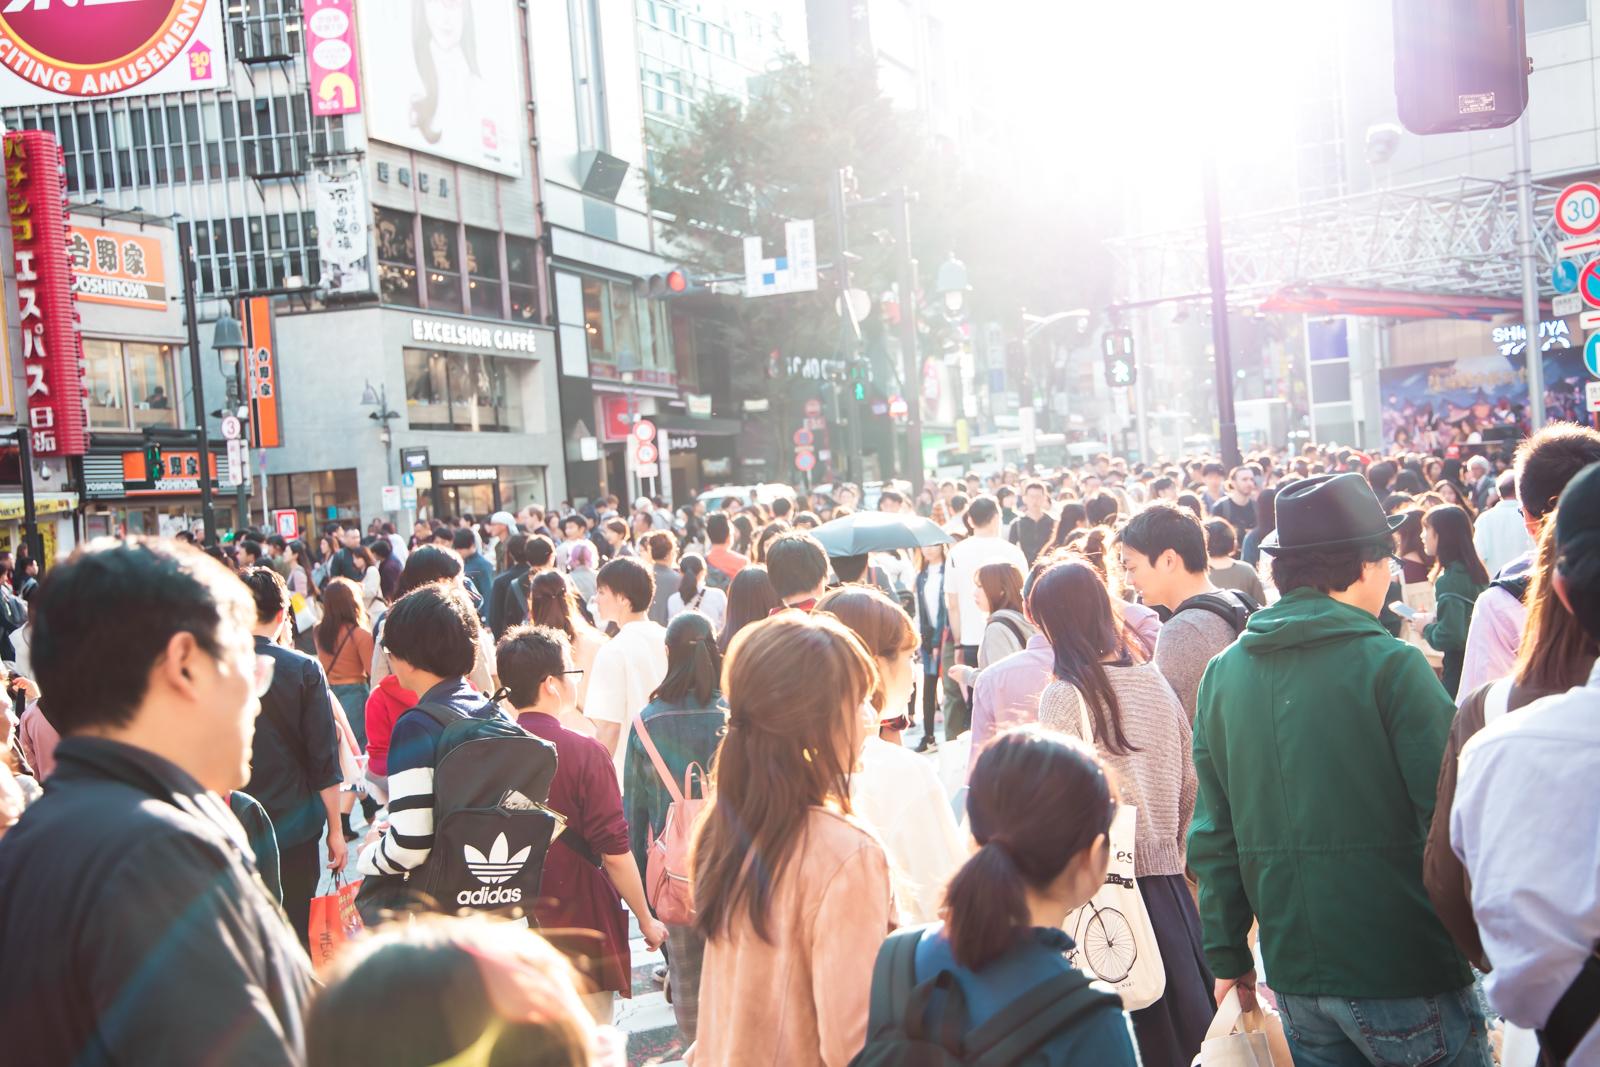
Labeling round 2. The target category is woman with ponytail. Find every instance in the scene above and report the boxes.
[1033,558,1213,1067]
[691,613,891,1067]
[622,610,728,1043]
[527,570,605,735]
[861,726,1138,1064]
[666,553,727,632]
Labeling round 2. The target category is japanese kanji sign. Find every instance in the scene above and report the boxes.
[312,167,370,295]
[67,224,166,310]
[6,129,87,457]
[241,296,282,449]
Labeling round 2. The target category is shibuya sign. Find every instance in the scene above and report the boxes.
[410,316,548,356]
[0,0,229,106]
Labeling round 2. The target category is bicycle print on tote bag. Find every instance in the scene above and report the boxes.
[1061,803,1167,1010]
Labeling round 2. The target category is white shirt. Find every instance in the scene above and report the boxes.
[946,534,1027,646]
[1451,659,1600,1064]
[667,586,727,633]
[1473,498,1533,578]
[921,565,944,631]
[583,619,668,780]
[853,734,969,923]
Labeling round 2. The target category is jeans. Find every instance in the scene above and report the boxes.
[1277,986,1494,1067]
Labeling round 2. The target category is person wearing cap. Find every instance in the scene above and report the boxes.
[1451,462,1600,1067]
[1188,473,1490,1066]
[487,510,518,573]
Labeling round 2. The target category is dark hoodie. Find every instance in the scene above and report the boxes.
[1188,588,1471,999]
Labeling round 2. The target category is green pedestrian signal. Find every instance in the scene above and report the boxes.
[853,381,867,401]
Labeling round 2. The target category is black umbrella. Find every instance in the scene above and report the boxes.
[810,511,954,557]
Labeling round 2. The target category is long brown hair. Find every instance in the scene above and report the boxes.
[815,585,916,712]
[691,614,877,944]
[945,727,1117,970]
[1426,505,1490,584]
[528,570,579,641]
[316,577,367,654]
[1514,519,1599,691]
[975,561,1025,616]
[1027,560,1141,755]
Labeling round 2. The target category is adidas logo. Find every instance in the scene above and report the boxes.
[464,832,532,885]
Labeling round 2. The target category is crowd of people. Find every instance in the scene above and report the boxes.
[0,426,1597,1067]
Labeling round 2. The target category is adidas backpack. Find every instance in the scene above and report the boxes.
[408,701,560,916]
[851,926,1123,1067]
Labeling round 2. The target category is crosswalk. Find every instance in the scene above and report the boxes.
[616,913,685,1066]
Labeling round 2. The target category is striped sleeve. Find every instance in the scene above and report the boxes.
[357,714,438,876]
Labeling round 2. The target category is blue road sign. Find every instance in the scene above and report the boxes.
[1586,333,1600,378]
[402,471,415,487]
[1554,259,1581,294]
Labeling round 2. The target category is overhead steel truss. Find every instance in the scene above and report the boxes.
[1106,175,1566,306]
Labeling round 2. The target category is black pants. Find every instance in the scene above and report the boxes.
[947,644,979,739]
[279,835,322,948]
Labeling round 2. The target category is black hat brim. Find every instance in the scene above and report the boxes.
[1259,513,1407,555]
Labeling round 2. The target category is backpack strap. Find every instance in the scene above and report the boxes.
[1492,574,1531,603]
[866,925,930,1040]
[632,711,685,806]
[993,612,1027,647]
[1175,591,1254,635]
[407,699,462,730]
[966,972,1120,1067]
[1539,940,1600,1066]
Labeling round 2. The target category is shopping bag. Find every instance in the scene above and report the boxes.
[1192,988,1293,1067]
[308,869,364,971]
[1062,803,1167,1010]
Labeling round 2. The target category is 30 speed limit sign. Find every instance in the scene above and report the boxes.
[1556,181,1600,237]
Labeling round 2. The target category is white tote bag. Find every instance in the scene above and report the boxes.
[1192,988,1292,1067]
[1062,801,1167,1009]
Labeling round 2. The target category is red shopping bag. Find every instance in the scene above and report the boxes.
[308,871,364,971]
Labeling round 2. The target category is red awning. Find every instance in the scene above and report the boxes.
[1258,285,1544,321]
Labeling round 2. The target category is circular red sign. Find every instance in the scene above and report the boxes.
[1580,258,1600,309]
[794,449,817,472]
[635,442,659,465]
[793,428,814,447]
[1557,181,1600,237]
[0,0,199,94]
[631,419,656,443]
[804,399,823,418]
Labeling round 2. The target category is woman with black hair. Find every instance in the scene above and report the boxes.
[1239,486,1278,567]
[1033,559,1212,1067]
[528,569,607,734]
[1415,504,1491,698]
[716,563,781,653]
[623,611,728,1043]
[667,554,727,632]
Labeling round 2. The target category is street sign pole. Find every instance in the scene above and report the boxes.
[1201,150,1241,467]
[1517,115,1547,431]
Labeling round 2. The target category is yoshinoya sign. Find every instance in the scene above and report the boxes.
[410,316,547,356]
[68,225,166,310]
[0,0,228,106]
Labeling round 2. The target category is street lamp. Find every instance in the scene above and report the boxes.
[212,308,248,533]
[935,255,971,314]
[361,380,402,494]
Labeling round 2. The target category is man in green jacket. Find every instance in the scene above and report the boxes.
[1190,473,1492,1067]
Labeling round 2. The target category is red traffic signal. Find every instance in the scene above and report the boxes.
[647,269,692,299]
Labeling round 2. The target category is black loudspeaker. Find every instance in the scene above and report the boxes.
[1394,0,1529,135]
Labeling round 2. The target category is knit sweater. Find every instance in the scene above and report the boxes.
[1038,662,1196,877]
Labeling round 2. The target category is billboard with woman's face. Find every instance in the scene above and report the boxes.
[357,0,524,176]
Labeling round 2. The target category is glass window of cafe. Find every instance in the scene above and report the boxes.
[403,349,524,432]
[83,338,180,430]
[580,275,674,372]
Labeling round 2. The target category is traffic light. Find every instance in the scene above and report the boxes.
[1393,0,1528,134]
[849,358,868,402]
[1101,329,1135,388]
[645,269,690,298]
[820,381,842,423]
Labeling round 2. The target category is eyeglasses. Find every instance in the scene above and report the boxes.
[562,668,585,678]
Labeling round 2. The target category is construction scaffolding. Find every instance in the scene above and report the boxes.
[1106,174,1567,307]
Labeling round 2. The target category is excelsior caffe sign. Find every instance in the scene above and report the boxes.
[410,315,548,356]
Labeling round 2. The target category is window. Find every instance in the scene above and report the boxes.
[423,218,463,314]
[403,349,523,432]
[570,0,610,151]
[466,227,502,318]
[507,236,540,322]
[582,276,611,362]
[609,281,642,369]
[82,339,179,430]
[1527,0,1587,32]
[375,207,419,307]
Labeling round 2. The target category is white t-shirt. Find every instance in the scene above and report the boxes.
[853,734,968,923]
[947,534,1027,646]
[583,619,668,780]
[668,586,728,633]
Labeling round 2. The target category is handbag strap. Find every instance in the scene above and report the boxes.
[631,711,685,806]
[1539,941,1600,1065]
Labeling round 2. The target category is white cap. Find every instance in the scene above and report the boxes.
[489,511,517,528]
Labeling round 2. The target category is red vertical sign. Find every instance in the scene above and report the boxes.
[242,296,282,448]
[5,130,86,457]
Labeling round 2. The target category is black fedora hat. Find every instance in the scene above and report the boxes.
[1260,473,1405,555]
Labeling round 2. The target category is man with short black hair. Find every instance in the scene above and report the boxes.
[1150,475,1178,501]
[1472,468,1532,577]
[1191,474,1484,1065]
[771,495,794,520]
[877,488,906,513]
[264,533,292,579]
[238,539,265,568]
[704,511,747,590]
[1199,462,1227,509]
[452,527,494,622]
[1452,461,1600,1066]
[1083,489,1119,528]
[0,541,315,1063]
[357,583,502,887]
[585,558,667,776]
[1008,480,1054,565]
[237,566,347,946]
[1458,422,1600,700]
[766,530,831,610]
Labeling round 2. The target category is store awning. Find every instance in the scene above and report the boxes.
[0,492,78,521]
[653,412,744,436]
[1258,285,1536,322]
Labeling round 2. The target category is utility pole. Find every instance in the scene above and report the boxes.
[179,247,217,546]
[830,167,865,484]
[889,187,925,491]
[1201,151,1242,468]
[1514,113,1547,431]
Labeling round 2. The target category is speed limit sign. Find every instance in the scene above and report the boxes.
[635,441,659,465]
[1556,181,1600,236]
